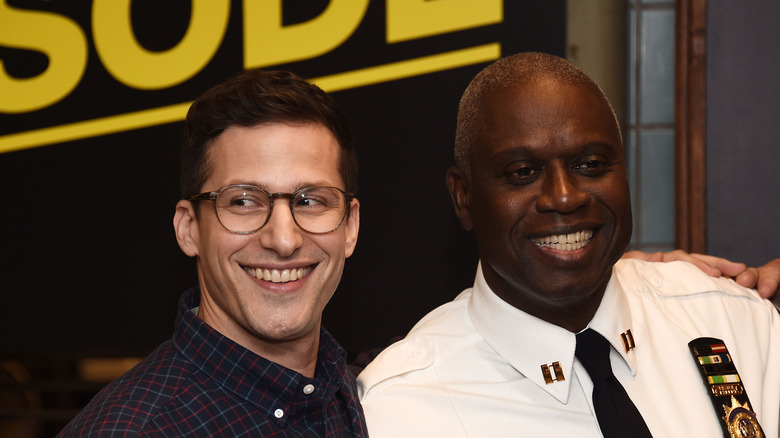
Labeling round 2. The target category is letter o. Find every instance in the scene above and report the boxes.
[92,0,229,90]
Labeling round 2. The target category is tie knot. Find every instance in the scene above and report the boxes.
[575,329,613,382]
[575,329,653,437]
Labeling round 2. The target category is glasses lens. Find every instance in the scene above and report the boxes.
[215,186,270,233]
[292,187,348,233]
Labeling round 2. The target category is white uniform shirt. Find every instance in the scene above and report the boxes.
[358,259,780,437]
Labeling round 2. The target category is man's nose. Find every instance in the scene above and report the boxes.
[536,164,591,213]
[257,200,304,257]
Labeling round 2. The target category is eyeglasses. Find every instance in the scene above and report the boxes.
[189,184,354,235]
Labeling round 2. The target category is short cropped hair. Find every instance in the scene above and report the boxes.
[454,52,620,182]
[180,69,358,198]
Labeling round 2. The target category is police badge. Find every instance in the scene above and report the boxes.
[689,337,764,438]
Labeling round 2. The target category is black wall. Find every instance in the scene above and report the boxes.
[706,1,780,267]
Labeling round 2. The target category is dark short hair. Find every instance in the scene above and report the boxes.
[180,69,358,198]
[454,52,619,182]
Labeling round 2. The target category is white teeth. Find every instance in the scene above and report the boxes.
[530,230,594,252]
[245,266,312,283]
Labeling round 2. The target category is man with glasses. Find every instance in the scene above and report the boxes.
[58,70,366,437]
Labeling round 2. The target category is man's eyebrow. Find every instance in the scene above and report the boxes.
[224,180,338,190]
[576,141,621,152]
[488,141,620,161]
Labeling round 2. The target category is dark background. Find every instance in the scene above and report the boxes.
[705,0,780,268]
[0,1,566,361]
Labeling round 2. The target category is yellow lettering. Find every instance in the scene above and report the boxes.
[0,1,88,113]
[92,0,229,90]
[243,0,369,69]
[387,0,503,43]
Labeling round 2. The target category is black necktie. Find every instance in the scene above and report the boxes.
[575,328,653,437]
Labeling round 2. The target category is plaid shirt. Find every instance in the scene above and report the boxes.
[58,288,367,437]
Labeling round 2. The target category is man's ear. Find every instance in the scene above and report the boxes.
[173,200,200,257]
[343,198,360,258]
[445,165,474,231]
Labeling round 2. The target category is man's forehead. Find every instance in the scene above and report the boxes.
[471,82,622,152]
[479,76,597,106]
[202,123,343,187]
[475,83,594,132]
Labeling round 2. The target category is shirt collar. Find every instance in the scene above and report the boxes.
[468,262,637,404]
[173,287,348,426]
[588,267,639,376]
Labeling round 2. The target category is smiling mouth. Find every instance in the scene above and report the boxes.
[242,266,313,283]
[530,230,594,252]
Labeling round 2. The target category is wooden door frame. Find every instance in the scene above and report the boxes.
[675,0,707,253]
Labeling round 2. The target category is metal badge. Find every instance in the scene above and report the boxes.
[723,396,763,438]
[689,337,764,438]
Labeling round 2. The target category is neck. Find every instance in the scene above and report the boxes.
[229,327,321,377]
[531,300,600,332]
[195,301,322,378]
[489,279,609,333]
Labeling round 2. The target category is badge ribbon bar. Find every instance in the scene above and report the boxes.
[688,337,764,438]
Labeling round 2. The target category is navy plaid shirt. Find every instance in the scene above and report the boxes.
[57,288,367,437]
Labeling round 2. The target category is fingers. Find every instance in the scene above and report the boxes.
[622,250,724,276]
[621,251,780,299]
[686,253,746,278]
[738,260,780,299]
[735,268,759,291]
[658,251,725,277]
[623,249,780,298]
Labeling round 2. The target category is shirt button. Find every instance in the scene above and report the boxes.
[274,408,284,419]
[303,384,315,395]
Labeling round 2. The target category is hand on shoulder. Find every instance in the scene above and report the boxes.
[622,251,780,299]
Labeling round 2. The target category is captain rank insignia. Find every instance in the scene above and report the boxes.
[541,361,565,384]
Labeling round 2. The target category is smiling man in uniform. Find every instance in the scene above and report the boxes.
[358,52,780,437]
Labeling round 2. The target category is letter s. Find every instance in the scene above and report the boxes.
[0,1,88,113]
